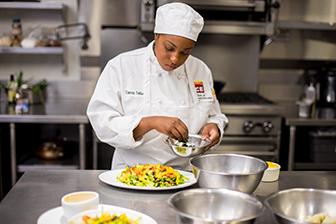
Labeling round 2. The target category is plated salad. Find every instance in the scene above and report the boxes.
[117,164,188,187]
[81,212,139,224]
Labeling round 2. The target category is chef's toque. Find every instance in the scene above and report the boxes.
[154,2,204,42]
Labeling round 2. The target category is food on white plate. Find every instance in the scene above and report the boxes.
[323,216,336,224]
[68,212,139,224]
[117,164,188,187]
[305,213,336,224]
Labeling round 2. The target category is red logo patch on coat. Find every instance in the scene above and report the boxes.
[194,80,204,93]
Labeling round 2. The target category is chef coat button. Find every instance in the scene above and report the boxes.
[158,100,162,104]
[158,73,162,77]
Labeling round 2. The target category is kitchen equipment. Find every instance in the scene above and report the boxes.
[317,68,336,107]
[168,188,264,224]
[317,107,336,119]
[166,134,211,158]
[55,23,91,50]
[216,92,282,162]
[265,188,336,224]
[309,130,336,162]
[141,0,281,35]
[35,141,64,160]
[190,154,267,193]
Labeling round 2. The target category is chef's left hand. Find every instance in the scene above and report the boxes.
[200,123,220,150]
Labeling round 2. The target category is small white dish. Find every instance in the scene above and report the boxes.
[61,191,99,219]
[261,161,281,182]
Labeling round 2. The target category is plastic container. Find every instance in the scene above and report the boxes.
[296,101,311,118]
[261,161,280,182]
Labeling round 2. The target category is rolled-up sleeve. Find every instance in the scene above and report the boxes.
[87,58,144,149]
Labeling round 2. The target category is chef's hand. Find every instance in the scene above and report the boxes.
[133,116,188,142]
[200,123,221,150]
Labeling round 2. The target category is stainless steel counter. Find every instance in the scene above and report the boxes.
[0,170,335,224]
[286,118,336,171]
[0,99,90,186]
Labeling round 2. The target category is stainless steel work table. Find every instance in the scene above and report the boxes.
[0,170,335,223]
[0,99,90,186]
[286,118,336,171]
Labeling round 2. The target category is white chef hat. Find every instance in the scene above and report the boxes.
[154,2,204,42]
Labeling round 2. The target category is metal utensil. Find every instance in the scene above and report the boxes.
[168,188,264,224]
[166,134,211,158]
[265,188,336,224]
[190,154,267,193]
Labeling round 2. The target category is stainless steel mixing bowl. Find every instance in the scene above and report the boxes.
[168,188,264,224]
[166,134,211,157]
[190,154,267,193]
[265,188,336,224]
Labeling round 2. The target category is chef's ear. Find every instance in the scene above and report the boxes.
[154,34,160,40]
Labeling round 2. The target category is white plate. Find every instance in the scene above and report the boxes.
[37,204,157,224]
[37,206,66,224]
[99,169,196,190]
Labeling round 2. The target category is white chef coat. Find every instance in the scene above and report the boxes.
[87,41,228,169]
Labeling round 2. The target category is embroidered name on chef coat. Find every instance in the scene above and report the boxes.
[194,80,213,101]
[125,90,144,96]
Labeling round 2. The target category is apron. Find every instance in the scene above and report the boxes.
[112,47,212,170]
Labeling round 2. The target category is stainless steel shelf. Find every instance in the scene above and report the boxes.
[0,47,63,55]
[278,21,336,31]
[18,156,78,173]
[286,118,336,126]
[0,2,64,10]
[140,21,274,35]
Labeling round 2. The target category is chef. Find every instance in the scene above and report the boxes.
[87,2,228,169]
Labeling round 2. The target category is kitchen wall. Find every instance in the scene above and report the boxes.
[0,0,81,81]
[2,0,332,107]
[258,0,336,117]
[80,0,260,92]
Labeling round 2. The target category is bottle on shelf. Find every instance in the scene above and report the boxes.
[11,17,23,47]
[7,74,17,104]
[15,83,29,114]
[304,82,317,117]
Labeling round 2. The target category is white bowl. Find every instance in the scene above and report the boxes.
[261,161,280,182]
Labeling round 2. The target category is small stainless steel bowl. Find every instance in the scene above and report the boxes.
[168,188,264,224]
[265,188,336,224]
[166,134,211,158]
[190,154,267,193]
